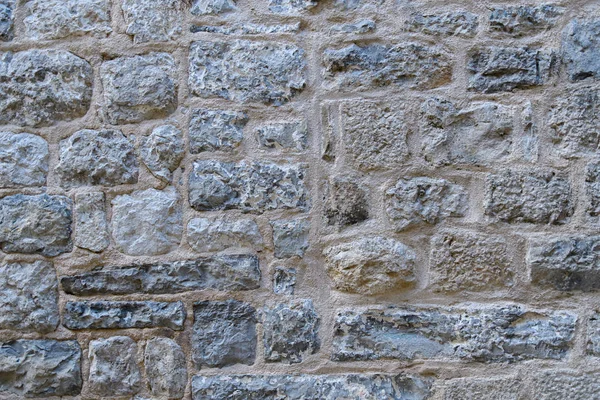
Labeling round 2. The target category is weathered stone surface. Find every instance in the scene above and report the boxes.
[587,312,600,356]
[187,217,263,252]
[23,0,111,40]
[324,237,415,295]
[562,19,600,81]
[323,176,368,228]
[192,22,300,35]
[385,177,468,231]
[101,53,177,124]
[0,194,72,256]
[189,40,306,105]
[74,192,109,252]
[263,299,320,364]
[0,50,93,127]
[189,160,309,213]
[190,0,235,15]
[484,169,572,224]
[60,254,261,295]
[330,19,375,34]
[145,338,187,399]
[140,125,184,182]
[269,0,317,14]
[273,267,296,295]
[0,0,14,41]
[192,300,257,368]
[323,43,452,90]
[0,340,82,397]
[441,377,521,400]
[123,0,182,43]
[111,187,182,256]
[189,108,249,153]
[63,301,186,330]
[56,129,138,188]
[406,11,478,37]
[0,261,58,333]
[587,160,600,217]
[467,47,555,93]
[530,371,600,400]
[88,336,141,397]
[489,5,563,37]
[332,305,576,362]
[256,120,307,151]
[0,132,48,188]
[271,219,309,259]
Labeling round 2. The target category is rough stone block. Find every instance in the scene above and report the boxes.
[123,0,182,43]
[0,0,14,41]
[323,176,368,228]
[74,192,109,252]
[140,125,184,183]
[330,19,375,34]
[145,338,187,399]
[189,108,249,153]
[271,219,310,259]
[0,132,48,188]
[563,19,600,81]
[190,0,235,15]
[88,336,141,397]
[489,5,563,36]
[586,160,600,217]
[269,0,317,14]
[256,120,307,151]
[273,267,296,295]
[187,217,263,253]
[441,377,521,400]
[530,371,600,399]
[192,22,300,35]
[406,11,478,37]
[587,312,600,356]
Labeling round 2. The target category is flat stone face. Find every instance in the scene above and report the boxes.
[0,260,58,333]
[187,217,263,252]
[192,300,257,368]
[23,0,111,40]
[256,120,308,151]
[530,371,600,400]
[0,194,72,256]
[189,108,249,153]
[563,19,600,81]
[189,40,306,105]
[0,50,93,127]
[0,0,14,41]
[88,336,141,397]
[140,125,184,182]
[101,53,177,124]
[484,169,573,224]
[587,312,600,356]
[273,267,296,295]
[332,305,576,362]
[406,11,479,37]
[190,0,236,15]
[145,338,187,398]
[269,0,317,14]
[323,176,368,228]
[586,160,600,217]
[122,0,182,43]
[63,301,186,330]
[489,5,563,36]
[56,129,138,188]
[74,192,109,252]
[324,237,416,295]
[0,340,82,397]
[330,19,375,34]
[271,219,309,259]
[441,377,521,400]
[0,132,48,188]
[192,22,300,35]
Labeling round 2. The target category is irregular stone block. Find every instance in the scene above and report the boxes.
[63,301,186,330]
[271,219,310,259]
[88,336,141,397]
[192,22,300,35]
[0,0,14,41]
[587,312,600,356]
[0,132,48,188]
[0,50,93,127]
[563,19,600,81]
[273,267,296,295]
[187,217,263,252]
[406,11,478,37]
[586,160,600,217]
[190,0,235,15]
[189,108,249,153]
[101,53,177,124]
[56,129,138,188]
[330,19,375,34]
[484,169,572,224]
[332,305,576,362]
[0,340,82,397]
[324,237,416,295]
[145,338,187,399]
[0,194,72,256]
[189,40,306,105]
[140,125,184,182]
[269,0,317,14]
[123,0,182,43]
[74,192,109,252]
[192,300,257,368]
[385,177,468,231]
[489,5,563,36]
[530,371,600,399]
[441,377,521,400]
[323,176,368,228]
[0,260,58,332]
[256,120,307,151]
[111,187,182,256]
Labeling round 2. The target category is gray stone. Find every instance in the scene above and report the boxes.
[189,108,249,153]
[586,160,600,217]
[0,260,58,332]
[190,0,235,15]
[323,237,416,295]
[562,19,600,81]
[530,371,600,400]
[60,254,261,295]
[88,336,141,397]
[332,305,576,362]
[111,187,182,256]
[192,300,257,368]
[323,177,368,229]
[140,125,184,182]
[101,53,177,124]
[74,192,109,252]
[385,177,468,231]
[484,169,572,224]
[334,0,383,10]
[489,5,563,37]
[587,312,600,356]
[191,22,300,35]
[187,217,263,252]
[23,0,111,40]
[0,50,93,127]
[0,132,48,188]
[273,267,296,295]
[271,219,309,259]
[0,340,82,397]
[263,299,320,364]
[467,47,555,93]
[269,0,317,14]
[189,40,306,105]
[406,11,478,37]
[330,19,375,34]
[0,0,14,41]
[145,338,187,399]
[441,377,521,400]
[0,194,72,256]
[123,0,182,43]
[63,301,186,330]
[56,129,138,188]
[256,120,307,151]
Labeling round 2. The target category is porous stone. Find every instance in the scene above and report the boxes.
[111,187,182,256]
[273,267,296,295]
[23,0,111,40]
[74,192,109,252]
[332,305,576,362]
[586,160,600,217]
[140,125,184,182]
[562,19,600,81]
[323,237,416,295]
[189,108,249,153]
[484,169,572,224]
[489,5,563,37]
[63,301,186,330]
[56,129,138,188]
[189,40,306,105]
[385,177,468,231]
[0,260,58,332]
[88,336,141,397]
[145,338,187,399]
[530,371,600,399]
[323,176,368,228]
[0,132,48,188]
[269,0,317,14]
[441,377,521,400]
[122,0,182,43]
[330,19,375,34]
[256,120,308,151]
[406,11,478,37]
[271,219,310,259]
[587,312,600,356]
[0,340,82,397]
[187,217,263,252]
[0,50,93,127]
[0,194,72,256]
[101,53,177,124]
[192,300,257,368]
[191,22,300,35]
[0,0,14,41]
[190,0,236,15]
[263,299,320,364]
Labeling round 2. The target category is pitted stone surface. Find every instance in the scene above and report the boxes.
[140,124,184,182]
[271,218,310,259]
[441,377,521,400]
[145,338,187,398]
[74,192,109,252]
[187,217,263,252]
[273,267,296,295]
[588,312,600,356]
[192,22,300,35]
[0,132,48,188]
[190,0,236,15]
[586,160,600,217]
[562,19,600,81]
[323,176,368,228]
[489,5,563,37]
[256,120,308,151]
[530,371,600,400]
[269,0,317,14]
[0,0,14,41]
[189,108,249,153]
[122,0,182,43]
[330,19,375,34]
[406,11,479,37]
[88,336,141,397]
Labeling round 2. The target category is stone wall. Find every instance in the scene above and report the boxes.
[1,0,600,399]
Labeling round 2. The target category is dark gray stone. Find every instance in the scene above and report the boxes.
[189,108,249,153]
[88,336,141,397]
[273,267,296,295]
[0,0,14,41]
[562,19,600,81]
[323,176,368,228]
[489,5,563,36]
[191,22,300,35]
[140,125,184,183]
[256,120,307,151]
[0,132,48,188]
[586,160,600,217]
[271,219,309,259]
[406,11,478,37]
[588,312,600,356]
[145,338,187,398]
[74,192,109,252]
